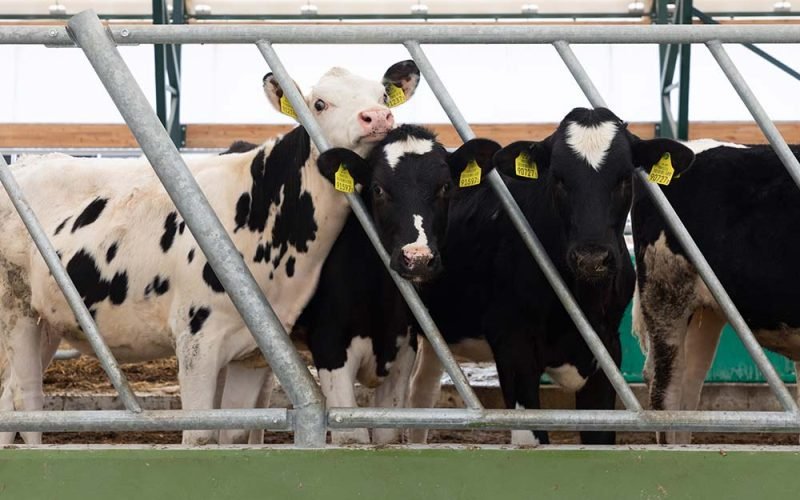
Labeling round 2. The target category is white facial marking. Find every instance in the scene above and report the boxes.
[401,214,432,261]
[511,403,541,446]
[683,138,748,155]
[384,137,434,170]
[565,121,618,171]
[545,363,588,393]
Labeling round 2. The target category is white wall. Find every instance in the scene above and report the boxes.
[1,42,798,125]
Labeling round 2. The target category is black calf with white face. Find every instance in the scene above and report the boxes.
[319,125,498,282]
[495,107,694,283]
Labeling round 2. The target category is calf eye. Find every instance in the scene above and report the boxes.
[372,185,385,197]
[437,182,451,198]
[314,99,327,112]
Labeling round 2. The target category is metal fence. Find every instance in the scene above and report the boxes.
[1,11,799,447]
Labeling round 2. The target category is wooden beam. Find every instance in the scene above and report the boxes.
[2,122,800,149]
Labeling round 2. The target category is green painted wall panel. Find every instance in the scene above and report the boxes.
[1,448,799,499]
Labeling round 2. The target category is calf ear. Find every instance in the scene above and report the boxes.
[493,140,551,180]
[632,137,695,182]
[263,73,303,120]
[382,60,420,107]
[317,148,371,189]
[447,138,501,187]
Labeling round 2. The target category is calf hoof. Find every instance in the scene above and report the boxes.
[511,430,539,446]
[182,430,219,446]
[406,429,429,444]
[372,428,401,445]
[331,428,370,445]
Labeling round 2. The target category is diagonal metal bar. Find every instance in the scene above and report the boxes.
[405,40,642,412]
[0,156,141,413]
[553,39,798,414]
[66,10,326,447]
[706,40,800,191]
[553,41,609,108]
[635,171,799,413]
[255,40,484,411]
[695,8,800,82]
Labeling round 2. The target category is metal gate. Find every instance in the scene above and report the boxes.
[1,10,799,447]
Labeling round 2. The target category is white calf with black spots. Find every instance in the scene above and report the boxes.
[0,60,420,445]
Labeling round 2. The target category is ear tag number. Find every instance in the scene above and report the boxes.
[515,152,538,179]
[334,164,355,193]
[459,159,482,188]
[279,95,298,120]
[648,152,675,186]
[385,84,407,108]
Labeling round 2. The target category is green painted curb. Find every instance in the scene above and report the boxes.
[1,447,799,499]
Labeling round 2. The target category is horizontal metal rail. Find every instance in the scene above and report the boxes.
[329,408,800,433]
[4,24,800,46]
[3,408,800,434]
[405,40,642,412]
[0,410,291,432]
[255,40,483,411]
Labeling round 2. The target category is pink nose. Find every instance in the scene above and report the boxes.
[358,108,394,134]
[402,245,434,269]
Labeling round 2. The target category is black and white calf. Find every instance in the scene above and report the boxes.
[294,125,499,444]
[410,107,694,445]
[632,140,800,444]
[0,61,420,445]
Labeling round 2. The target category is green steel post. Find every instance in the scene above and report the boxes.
[657,0,675,138]
[152,0,167,130]
[677,0,693,140]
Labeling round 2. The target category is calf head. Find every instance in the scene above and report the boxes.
[494,107,694,283]
[318,125,500,282]
[263,61,420,157]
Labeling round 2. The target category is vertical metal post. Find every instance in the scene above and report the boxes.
[0,156,141,413]
[706,40,800,190]
[255,40,484,411]
[635,172,799,413]
[405,40,642,412]
[66,10,326,447]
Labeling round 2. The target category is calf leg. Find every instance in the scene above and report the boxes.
[407,336,444,443]
[0,316,43,445]
[673,307,724,444]
[492,335,547,445]
[372,337,416,444]
[319,358,369,445]
[575,335,621,445]
[176,325,252,446]
[218,361,274,445]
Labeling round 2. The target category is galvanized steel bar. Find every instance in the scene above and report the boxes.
[255,40,484,411]
[635,170,799,413]
[329,408,800,433]
[405,40,643,412]
[0,409,290,432]
[553,41,609,108]
[706,40,800,190]
[0,156,142,413]
[6,24,800,46]
[65,10,326,447]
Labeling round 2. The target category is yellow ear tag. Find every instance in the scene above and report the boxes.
[459,159,482,188]
[385,83,407,108]
[648,152,675,186]
[334,164,355,193]
[515,152,538,180]
[279,95,298,120]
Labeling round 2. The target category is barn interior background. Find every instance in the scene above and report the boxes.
[1,1,800,498]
